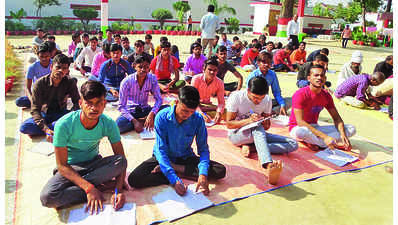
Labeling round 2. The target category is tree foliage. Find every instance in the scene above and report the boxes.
[353,0,382,33]
[151,8,173,30]
[312,3,334,18]
[73,8,99,31]
[224,17,240,34]
[203,0,236,16]
[9,8,27,21]
[33,0,60,16]
[172,1,191,24]
[333,2,362,24]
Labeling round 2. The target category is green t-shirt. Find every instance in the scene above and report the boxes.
[53,110,121,165]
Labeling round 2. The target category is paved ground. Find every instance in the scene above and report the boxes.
[5,34,394,225]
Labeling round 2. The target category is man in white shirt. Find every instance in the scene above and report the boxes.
[287,15,299,49]
[200,5,220,57]
[76,37,102,76]
[336,50,363,87]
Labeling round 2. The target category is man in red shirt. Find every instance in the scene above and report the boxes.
[290,41,307,66]
[240,43,261,71]
[273,44,294,72]
[150,41,185,93]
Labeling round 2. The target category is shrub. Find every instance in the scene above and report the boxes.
[225,17,240,34]
[151,8,173,30]
[73,8,98,32]
[5,40,22,79]
[33,15,65,31]
[135,23,143,30]
[111,22,121,31]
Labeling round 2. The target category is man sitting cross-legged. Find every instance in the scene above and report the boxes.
[40,80,127,213]
[215,45,243,96]
[75,36,102,76]
[289,65,356,151]
[19,54,80,142]
[116,55,169,134]
[128,86,226,196]
[226,76,298,185]
[183,42,207,84]
[191,57,225,124]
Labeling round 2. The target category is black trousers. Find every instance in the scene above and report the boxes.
[289,35,299,49]
[342,38,349,48]
[128,156,226,188]
[224,82,238,92]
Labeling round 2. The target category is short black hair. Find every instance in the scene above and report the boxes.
[160,41,171,49]
[37,43,51,54]
[315,54,329,63]
[113,34,121,38]
[266,41,274,46]
[52,54,70,66]
[134,40,145,46]
[160,36,168,43]
[47,35,55,40]
[171,45,179,54]
[106,28,112,33]
[179,86,200,109]
[145,34,152,39]
[285,43,294,51]
[233,36,239,42]
[204,56,219,69]
[253,43,262,49]
[309,64,325,75]
[215,35,219,40]
[36,28,44,32]
[110,43,123,52]
[248,76,269,95]
[72,32,80,40]
[257,52,272,62]
[80,80,107,100]
[134,55,151,64]
[44,41,56,52]
[102,43,111,53]
[320,48,329,55]
[386,55,393,61]
[208,5,215,12]
[259,34,266,41]
[299,41,306,46]
[217,45,227,53]
[89,36,98,42]
[121,37,129,42]
[191,42,202,50]
[82,33,89,38]
[98,30,103,34]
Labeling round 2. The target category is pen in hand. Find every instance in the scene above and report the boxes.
[114,188,118,209]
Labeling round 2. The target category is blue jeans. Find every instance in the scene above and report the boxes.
[116,105,169,133]
[19,110,70,136]
[88,75,99,81]
[229,124,298,167]
[297,80,310,88]
[15,96,31,108]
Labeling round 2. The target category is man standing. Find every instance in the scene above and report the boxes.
[341,25,352,48]
[40,80,127,213]
[200,5,220,57]
[287,15,299,49]
[128,86,226,196]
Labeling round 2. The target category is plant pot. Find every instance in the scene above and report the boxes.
[177,31,183,35]
[192,31,197,35]
[384,43,389,47]
[184,31,190,35]
[154,30,161,34]
[146,30,153,34]
[56,30,62,35]
[197,31,202,36]
[370,42,376,47]
[122,31,127,35]
[166,30,172,35]
[352,40,357,45]
[161,30,166,34]
[359,41,364,45]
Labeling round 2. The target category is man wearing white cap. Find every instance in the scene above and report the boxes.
[336,51,363,87]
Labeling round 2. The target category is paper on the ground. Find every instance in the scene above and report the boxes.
[111,101,120,107]
[379,107,389,113]
[28,138,54,156]
[287,71,298,75]
[68,202,136,225]
[164,95,177,104]
[152,184,214,221]
[315,148,358,167]
[271,115,290,126]
[327,70,336,74]
[205,120,216,127]
[121,134,141,144]
[140,128,156,140]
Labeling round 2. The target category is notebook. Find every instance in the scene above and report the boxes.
[140,129,156,140]
[315,148,358,167]
[271,115,290,126]
[28,138,54,156]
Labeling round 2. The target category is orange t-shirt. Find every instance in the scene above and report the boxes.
[290,49,306,64]
[150,55,180,80]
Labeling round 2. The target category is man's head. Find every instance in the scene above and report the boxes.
[308,64,326,88]
[72,32,81,43]
[82,33,89,45]
[320,48,329,56]
[259,35,266,44]
[284,43,294,54]
[133,55,151,77]
[233,40,242,49]
[121,37,130,49]
[350,50,363,74]
[216,45,228,62]
[160,41,171,57]
[203,57,219,82]
[266,41,274,51]
[221,33,227,42]
[298,41,306,51]
[233,36,239,42]
[47,35,55,42]
[106,29,112,39]
[293,15,298,21]
[145,34,152,43]
[176,86,200,122]
[44,41,58,58]
[191,42,202,57]
[256,52,272,74]
[37,43,51,67]
[313,54,329,70]
[97,31,103,39]
[208,4,215,12]
[89,37,98,50]
[134,40,145,54]
[252,38,258,44]
[252,43,262,53]
[369,72,386,86]
[102,43,111,59]
[114,34,121,45]
[36,28,44,38]
[79,80,107,121]
[160,36,168,44]
[51,54,70,87]
[385,55,393,66]
[110,43,122,63]
[247,77,269,105]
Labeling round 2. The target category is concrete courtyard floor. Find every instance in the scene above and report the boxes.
[5,34,394,225]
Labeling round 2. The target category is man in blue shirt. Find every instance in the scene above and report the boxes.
[246,52,289,115]
[128,86,226,196]
[99,43,134,102]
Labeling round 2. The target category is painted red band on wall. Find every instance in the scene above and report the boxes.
[278,17,291,25]
[101,0,108,3]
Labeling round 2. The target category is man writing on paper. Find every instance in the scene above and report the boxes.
[40,80,127,214]
[128,86,226,196]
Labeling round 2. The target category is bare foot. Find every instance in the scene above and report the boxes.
[241,145,251,157]
[266,160,283,185]
[301,142,321,151]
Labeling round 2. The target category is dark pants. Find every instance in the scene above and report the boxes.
[40,155,127,209]
[105,87,119,102]
[116,105,169,133]
[188,24,192,31]
[82,66,91,73]
[289,35,299,49]
[19,109,70,136]
[388,95,393,119]
[128,156,226,188]
[342,38,349,48]
[15,96,31,108]
[224,82,239,92]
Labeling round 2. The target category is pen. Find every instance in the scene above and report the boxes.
[45,132,53,137]
[249,109,254,114]
[114,188,118,208]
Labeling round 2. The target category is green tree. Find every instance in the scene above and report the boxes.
[9,8,27,21]
[224,17,240,34]
[203,0,236,16]
[353,0,382,33]
[333,2,362,24]
[312,3,334,18]
[73,8,99,31]
[33,0,60,16]
[151,8,173,30]
[172,1,191,24]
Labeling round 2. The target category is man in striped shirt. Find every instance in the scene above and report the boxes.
[116,55,168,133]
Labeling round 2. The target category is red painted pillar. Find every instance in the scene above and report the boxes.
[297,0,305,39]
[384,20,389,28]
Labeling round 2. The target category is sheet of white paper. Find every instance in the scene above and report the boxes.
[28,138,54,156]
[68,203,136,225]
[287,71,298,75]
[379,107,389,113]
[236,118,266,132]
[121,134,141,145]
[140,128,156,140]
[271,115,290,126]
[152,184,213,221]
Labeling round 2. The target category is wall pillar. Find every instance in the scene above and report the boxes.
[101,0,109,38]
[297,0,306,41]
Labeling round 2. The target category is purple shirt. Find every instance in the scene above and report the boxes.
[91,52,108,77]
[68,41,77,57]
[183,54,207,74]
[118,72,162,121]
[335,74,370,101]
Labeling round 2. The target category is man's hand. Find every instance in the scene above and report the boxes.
[45,128,54,143]
[144,112,155,130]
[85,187,104,215]
[323,136,337,149]
[214,112,222,124]
[109,89,119,97]
[195,174,209,196]
[224,90,231,96]
[340,134,352,151]
[111,192,126,210]
[132,119,144,133]
[249,113,263,123]
[173,180,187,196]
[79,68,87,76]
[279,106,287,115]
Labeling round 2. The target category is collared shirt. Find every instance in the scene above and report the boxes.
[99,59,134,90]
[219,39,233,59]
[290,49,306,64]
[76,46,102,68]
[68,41,77,57]
[122,46,135,57]
[373,61,393,77]
[337,62,363,87]
[335,74,370,101]
[273,49,292,66]
[91,52,109,77]
[240,48,259,67]
[32,36,44,46]
[192,74,225,113]
[183,54,207,74]
[31,74,80,131]
[26,60,52,83]
[102,38,114,46]
[153,105,210,185]
[287,19,298,36]
[246,68,285,106]
[200,12,220,39]
[118,72,162,121]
